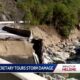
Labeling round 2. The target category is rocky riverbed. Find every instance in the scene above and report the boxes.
[30,26,80,64]
[42,39,80,64]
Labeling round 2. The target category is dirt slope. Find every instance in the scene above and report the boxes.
[31,25,61,47]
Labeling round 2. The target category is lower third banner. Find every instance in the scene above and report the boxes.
[0,64,56,72]
[0,64,79,73]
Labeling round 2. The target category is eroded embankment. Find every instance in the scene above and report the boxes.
[2,25,80,64]
[30,26,80,64]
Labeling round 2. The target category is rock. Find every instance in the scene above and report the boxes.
[56,44,64,49]
[64,46,76,54]
[53,74,66,80]
[42,46,70,63]
[73,40,80,47]
[52,57,65,63]
[53,51,70,61]
[70,49,76,55]
[42,52,54,64]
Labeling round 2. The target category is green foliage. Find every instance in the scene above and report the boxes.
[0,3,4,13]
[60,26,70,37]
[52,3,77,37]
[16,0,80,37]
[22,10,32,23]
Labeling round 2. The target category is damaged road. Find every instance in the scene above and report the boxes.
[0,25,35,64]
[1,25,79,64]
[2,26,44,64]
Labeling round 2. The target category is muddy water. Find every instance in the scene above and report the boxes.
[0,73,21,80]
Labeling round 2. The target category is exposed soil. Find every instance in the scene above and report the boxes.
[31,25,80,47]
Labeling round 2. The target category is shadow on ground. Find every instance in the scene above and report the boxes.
[0,73,21,80]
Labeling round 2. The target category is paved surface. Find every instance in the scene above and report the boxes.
[0,24,35,64]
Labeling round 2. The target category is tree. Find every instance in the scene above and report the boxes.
[52,3,77,37]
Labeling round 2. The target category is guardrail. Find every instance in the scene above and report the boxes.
[0,21,24,24]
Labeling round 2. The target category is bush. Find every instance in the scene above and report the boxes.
[22,10,32,24]
[52,3,77,37]
[60,26,71,38]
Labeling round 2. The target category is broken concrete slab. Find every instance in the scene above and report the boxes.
[0,40,35,64]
